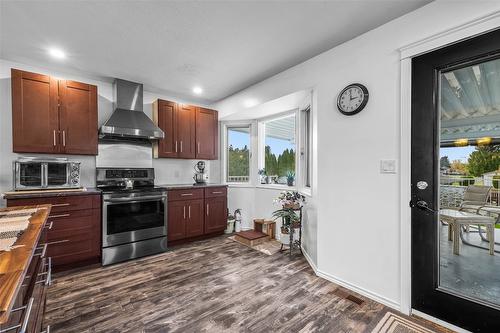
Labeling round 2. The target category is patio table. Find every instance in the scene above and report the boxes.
[440,209,495,255]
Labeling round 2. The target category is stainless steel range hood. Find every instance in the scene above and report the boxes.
[99,79,164,140]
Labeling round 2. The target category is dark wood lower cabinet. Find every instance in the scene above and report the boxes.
[167,187,227,244]
[6,193,101,271]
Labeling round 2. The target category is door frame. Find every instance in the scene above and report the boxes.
[398,9,500,322]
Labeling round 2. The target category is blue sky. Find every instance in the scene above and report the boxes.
[440,146,476,162]
[228,130,293,154]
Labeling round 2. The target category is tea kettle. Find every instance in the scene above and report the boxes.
[193,161,209,184]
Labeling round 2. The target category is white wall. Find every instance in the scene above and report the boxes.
[213,1,500,310]
[0,59,213,206]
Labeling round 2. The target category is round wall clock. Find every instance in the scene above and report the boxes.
[337,83,369,116]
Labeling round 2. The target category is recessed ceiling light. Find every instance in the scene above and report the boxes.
[243,98,258,108]
[193,86,203,94]
[48,48,66,60]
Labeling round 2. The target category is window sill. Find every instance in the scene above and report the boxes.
[255,184,296,191]
[226,183,254,189]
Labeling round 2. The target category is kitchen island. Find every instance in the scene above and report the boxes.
[0,204,51,332]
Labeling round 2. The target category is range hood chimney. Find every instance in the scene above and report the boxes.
[99,79,164,140]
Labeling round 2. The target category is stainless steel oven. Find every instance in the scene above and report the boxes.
[102,190,167,248]
[13,157,81,190]
[97,167,168,266]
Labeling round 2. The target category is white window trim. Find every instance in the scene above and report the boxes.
[221,121,255,186]
[257,109,298,190]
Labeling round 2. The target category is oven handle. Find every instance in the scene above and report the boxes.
[104,195,167,204]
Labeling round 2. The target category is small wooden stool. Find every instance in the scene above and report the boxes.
[254,219,276,239]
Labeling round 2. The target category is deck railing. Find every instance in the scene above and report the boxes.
[440,184,500,207]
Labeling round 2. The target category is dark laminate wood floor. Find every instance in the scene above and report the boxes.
[44,236,442,333]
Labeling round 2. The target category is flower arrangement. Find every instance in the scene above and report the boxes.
[273,190,306,209]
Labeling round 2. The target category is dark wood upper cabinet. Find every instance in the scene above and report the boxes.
[195,107,218,160]
[58,80,98,155]
[153,99,218,160]
[11,69,59,153]
[153,100,178,158]
[177,104,196,159]
[11,69,98,155]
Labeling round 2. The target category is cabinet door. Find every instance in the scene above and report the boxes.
[177,104,196,158]
[58,80,98,155]
[154,100,178,158]
[186,199,204,237]
[195,107,218,160]
[168,200,187,241]
[11,69,59,153]
[205,196,227,233]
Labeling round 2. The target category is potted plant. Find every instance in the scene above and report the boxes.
[286,171,295,186]
[258,168,267,184]
[226,209,235,234]
[274,190,306,210]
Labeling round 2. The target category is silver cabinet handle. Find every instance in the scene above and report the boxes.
[212,191,223,194]
[197,142,200,154]
[53,130,56,146]
[49,213,70,219]
[45,221,54,230]
[41,325,51,333]
[35,243,48,258]
[62,130,66,147]
[180,141,183,153]
[175,141,178,153]
[206,204,209,216]
[180,193,193,197]
[183,206,186,219]
[52,203,70,207]
[36,257,52,286]
[0,297,34,333]
[188,205,191,219]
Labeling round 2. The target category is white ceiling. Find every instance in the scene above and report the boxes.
[0,0,431,104]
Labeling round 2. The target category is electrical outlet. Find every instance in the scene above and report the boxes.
[380,159,397,174]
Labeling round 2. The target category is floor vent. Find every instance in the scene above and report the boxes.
[346,294,365,306]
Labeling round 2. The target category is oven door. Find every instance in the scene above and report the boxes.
[46,162,70,188]
[14,162,45,190]
[102,192,167,247]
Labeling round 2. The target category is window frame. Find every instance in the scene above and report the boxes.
[222,122,253,185]
[300,106,312,190]
[257,109,299,189]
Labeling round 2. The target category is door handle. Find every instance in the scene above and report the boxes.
[410,199,437,213]
[175,141,178,153]
[53,130,57,146]
[180,141,183,153]
[188,205,191,219]
[62,130,66,147]
[206,204,209,216]
[183,206,186,219]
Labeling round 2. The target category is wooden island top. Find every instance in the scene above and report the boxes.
[0,204,51,324]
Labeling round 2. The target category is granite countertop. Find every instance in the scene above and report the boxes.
[2,187,101,199]
[0,204,51,324]
[159,183,227,190]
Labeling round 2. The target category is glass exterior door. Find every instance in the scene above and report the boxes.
[411,29,500,332]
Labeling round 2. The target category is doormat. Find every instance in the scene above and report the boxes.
[228,235,282,255]
[371,312,438,333]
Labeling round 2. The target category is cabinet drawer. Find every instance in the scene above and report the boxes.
[47,227,100,266]
[7,194,100,213]
[204,187,227,198]
[168,188,204,201]
[47,209,94,232]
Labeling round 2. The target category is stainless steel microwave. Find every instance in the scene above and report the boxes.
[13,158,81,191]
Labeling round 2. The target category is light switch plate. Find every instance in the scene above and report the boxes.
[380,159,397,174]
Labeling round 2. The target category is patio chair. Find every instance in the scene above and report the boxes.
[459,185,492,232]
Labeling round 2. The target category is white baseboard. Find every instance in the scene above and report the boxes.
[411,309,471,333]
[301,246,318,273]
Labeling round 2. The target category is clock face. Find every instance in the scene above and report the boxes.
[337,84,369,116]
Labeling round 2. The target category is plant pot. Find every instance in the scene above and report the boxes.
[265,176,271,184]
[287,179,294,186]
[225,219,235,234]
[234,219,242,232]
[283,203,300,210]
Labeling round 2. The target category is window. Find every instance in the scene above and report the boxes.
[262,114,296,185]
[226,126,251,183]
[301,106,312,188]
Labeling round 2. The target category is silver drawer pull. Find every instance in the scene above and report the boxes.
[41,325,50,333]
[212,191,223,194]
[49,213,70,219]
[180,193,193,196]
[45,221,54,230]
[0,297,34,333]
[46,239,70,246]
[36,258,52,286]
[35,243,48,258]
[52,203,70,207]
